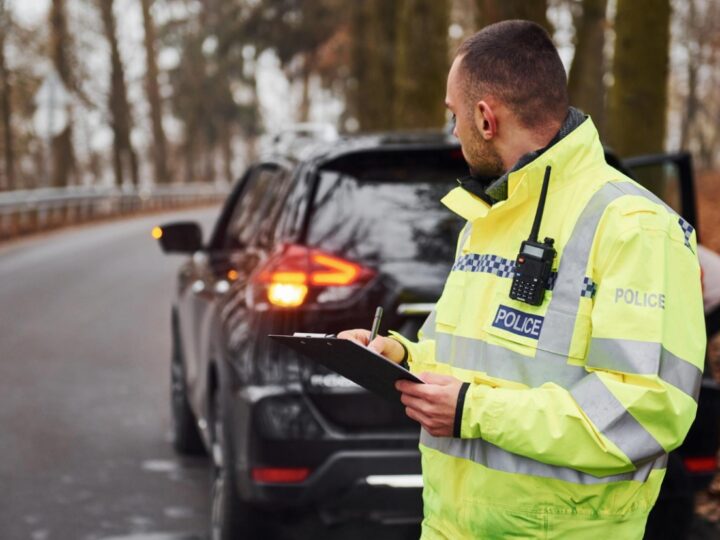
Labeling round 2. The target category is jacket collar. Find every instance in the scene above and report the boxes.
[441,115,605,222]
[484,107,587,203]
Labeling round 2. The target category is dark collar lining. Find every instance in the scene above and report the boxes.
[462,107,587,204]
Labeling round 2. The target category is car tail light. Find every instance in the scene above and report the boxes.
[267,282,309,308]
[249,244,375,309]
[683,456,718,473]
[251,467,311,483]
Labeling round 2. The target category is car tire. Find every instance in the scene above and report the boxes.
[170,321,205,456]
[209,381,269,540]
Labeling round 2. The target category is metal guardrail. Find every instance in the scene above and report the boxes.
[0,183,230,241]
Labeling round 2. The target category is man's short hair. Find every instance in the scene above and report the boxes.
[456,20,569,130]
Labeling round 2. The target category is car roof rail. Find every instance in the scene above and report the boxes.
[268,123,339,155]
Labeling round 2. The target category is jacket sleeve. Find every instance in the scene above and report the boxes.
[388,316,439,373]
[459,205,706,477]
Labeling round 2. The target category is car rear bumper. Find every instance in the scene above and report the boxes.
[229,384,423,519]
[238,449,423,520]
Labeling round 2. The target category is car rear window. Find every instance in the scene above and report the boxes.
[307,149,468,265]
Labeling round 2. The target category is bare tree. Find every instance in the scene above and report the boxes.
[567,0,609,135]
[0,0,14,190]
[673,0,720,168]
[49,0,76,187]
[140,0,169,184]
[393,0,450,129]
[475,0,551,32]
[607,0,671,156]
[351,0,398,131]
[679,0,699,151]
[97,0,138,186]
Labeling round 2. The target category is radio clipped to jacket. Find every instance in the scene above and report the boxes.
[510,166,556,306]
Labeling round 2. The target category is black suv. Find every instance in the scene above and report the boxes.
[160,131,467,538]
[157,130,719,539]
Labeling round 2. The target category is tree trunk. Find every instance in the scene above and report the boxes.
[393,0,450,129]
[98,0,139,187]
[475,0,551,33]
[140,0,169,184]
[221,122,233,185]
[49,0,76,188]
[298,51,314,123]
[568,0,608,135]
[607,0,670,157]
[351,0,398,131]
[203,133,216,184]
[183,129,196,184]
[0,0,15,191]
[680,0,698,151]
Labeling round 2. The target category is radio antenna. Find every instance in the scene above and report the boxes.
[529,166,552,243]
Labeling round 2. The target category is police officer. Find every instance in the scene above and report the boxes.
[339,20,705,539]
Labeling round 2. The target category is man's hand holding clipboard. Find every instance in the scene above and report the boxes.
[272,306,465,438]
[337,308,464,439]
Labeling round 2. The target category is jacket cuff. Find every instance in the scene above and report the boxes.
[399,344,409,370]
[453,382,471,438]
[388,331,411,367]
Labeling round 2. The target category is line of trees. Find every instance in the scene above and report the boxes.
[0,0,717,192]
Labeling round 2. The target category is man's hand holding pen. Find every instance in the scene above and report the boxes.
[337,308,463,438]
[336,328,406,362]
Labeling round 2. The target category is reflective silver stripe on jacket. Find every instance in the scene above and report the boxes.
[456,222,473,259]
[587,338,702,400]
[435,331,701,400]
[418,309,437,340]
[420,429,667,485]
[570,373,665,464]
[531,181,678,463]
[538,181,675,358]
[537,183,622,355]
[435,331,668,466]
[435,332,587,389]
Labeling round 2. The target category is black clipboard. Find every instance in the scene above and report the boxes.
[269,334,424,401]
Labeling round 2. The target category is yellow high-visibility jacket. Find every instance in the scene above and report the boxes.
[390,118,705,539]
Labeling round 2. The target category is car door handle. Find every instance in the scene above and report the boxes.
[396,303,435,316]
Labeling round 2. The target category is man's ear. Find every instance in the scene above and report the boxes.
[474,100,497,140]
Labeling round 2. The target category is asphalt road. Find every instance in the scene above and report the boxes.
[0,209,221,540]
[0,208,420,540]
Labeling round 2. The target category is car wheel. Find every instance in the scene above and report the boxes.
[170,324,205,456]
[209,384,268,540]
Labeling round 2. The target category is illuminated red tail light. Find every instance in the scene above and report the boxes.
[250,244,375,308]
[251,467,311,483]
[683,456,718,473]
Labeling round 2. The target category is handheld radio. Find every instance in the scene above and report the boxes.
[509,166,556,306]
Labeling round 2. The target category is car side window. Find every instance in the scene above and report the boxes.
[254,166,294,248]
[223,164,292,249]
[273,164,313,245]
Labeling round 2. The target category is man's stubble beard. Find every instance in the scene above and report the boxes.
[465,122,505,178]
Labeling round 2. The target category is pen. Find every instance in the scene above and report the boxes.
[369,306,383,343]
